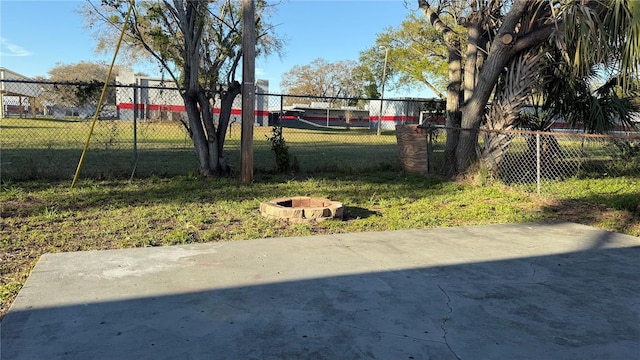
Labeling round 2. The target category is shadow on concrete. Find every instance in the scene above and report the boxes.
[2,224,639,359]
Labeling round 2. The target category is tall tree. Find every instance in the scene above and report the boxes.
[416,1,470,177]
[280,58,366,105]
[418,0,640,177]
[45,61,119,107]
[524,55,640,135]
[358,11,451,100]
[84,0,282,176]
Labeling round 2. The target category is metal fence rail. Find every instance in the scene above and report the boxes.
[1,79,639,197]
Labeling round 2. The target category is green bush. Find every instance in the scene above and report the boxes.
[266,125,291,173]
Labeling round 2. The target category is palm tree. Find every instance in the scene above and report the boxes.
[480,52,545,173]
[546,0,640,133]
[420,0,640,177]
[478,0,640,175]
[533,49,639,134]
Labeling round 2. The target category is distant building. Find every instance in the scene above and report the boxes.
[369,97,445,130]
[274,97,445,129]
[277,104,370,128]
[115,69,269,125]
[0,67,43,118]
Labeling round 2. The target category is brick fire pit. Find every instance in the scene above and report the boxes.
[260,196,343,222]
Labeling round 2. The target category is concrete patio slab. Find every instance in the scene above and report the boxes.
[1,221,639,359]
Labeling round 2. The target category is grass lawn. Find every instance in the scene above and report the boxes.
[2,171,639,319]
[1,118,404,180]
[2,117,639,318]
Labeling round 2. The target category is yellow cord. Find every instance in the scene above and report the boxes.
[71,0,135,189]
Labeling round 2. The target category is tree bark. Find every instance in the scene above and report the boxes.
[418,0,462,178]
[464,3,481,104]
[419,0,556,176]
[182,0,228,177]
[455,0,531,174]
[184,93,213,176]
[442,38,463,178]
[215,81,242,175]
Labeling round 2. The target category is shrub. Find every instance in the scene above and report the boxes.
[266,125,291,173]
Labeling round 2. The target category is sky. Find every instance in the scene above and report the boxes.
[0,0,431,97]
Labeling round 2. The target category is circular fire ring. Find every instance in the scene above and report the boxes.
[260,196,343,222]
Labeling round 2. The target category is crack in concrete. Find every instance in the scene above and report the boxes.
[438,285,461,360]
[530,261,537,278]
[222,299,444,346]
[331,234,396,270]
[282,316,447,345]
[457,280,548,286]
[332,235,366,257]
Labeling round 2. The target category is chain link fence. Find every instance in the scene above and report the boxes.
[479,129,640,194]
[1,79,639,196]
[261,93,444,174]
[0,80,442,180]
[408,126,640,194]
[1,80,194,180]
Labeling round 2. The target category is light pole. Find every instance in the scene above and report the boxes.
[377,46,389,136]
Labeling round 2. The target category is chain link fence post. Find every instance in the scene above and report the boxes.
[536,132,541,195]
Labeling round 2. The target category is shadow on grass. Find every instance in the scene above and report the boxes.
[1,141,411,182]
[1,117,84,124]
[1,148,198,181]
[0,125,55,130]
[1,165,449,220]
[342,206,381,220]
[5,143,637,237]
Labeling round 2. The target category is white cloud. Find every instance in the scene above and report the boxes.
[0,37,33,57]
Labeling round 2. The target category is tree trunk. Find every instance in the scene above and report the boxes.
[196,89,221,175]
[214,81,242,175]
[480,105,516,174]
[452,14,483,178]
[479,50,545,175]
[420,0,552,177]
[441,38,463,178]
[183,83,242,177]
[418,1,464,178]
[464,16,481,103]
[184,92,215,176]
[454,0,532,174]
[181,0,223,177]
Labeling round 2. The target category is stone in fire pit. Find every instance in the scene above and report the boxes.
[260,196,343,222]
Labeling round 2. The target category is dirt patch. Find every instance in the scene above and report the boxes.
[1,199,45,218]
[540,198,640,236]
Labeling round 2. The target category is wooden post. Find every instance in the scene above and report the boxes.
[241,0,256,184]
